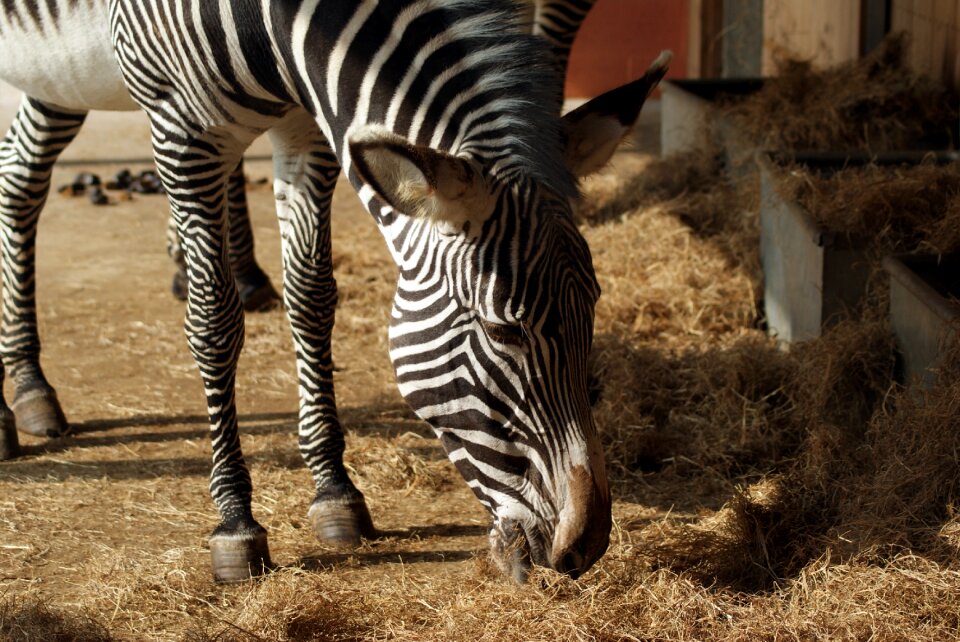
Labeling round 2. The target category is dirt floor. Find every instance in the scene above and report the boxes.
[1,84,959,642]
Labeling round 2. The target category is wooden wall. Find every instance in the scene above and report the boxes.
[687,0,864,78]
[576,1,960,92]
[760,1,861,73]
[892,0,960,90]
[565,0,690,97]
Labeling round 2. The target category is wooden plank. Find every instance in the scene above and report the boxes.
[954,0,960,88]
[913,0,934,74]
[891,0,960,89]
[688,0,703,77]
[699,0,724,77]
[723,0,763,76]
[763,0,861,73]
[931,0,956,79]
[565,0,691,97]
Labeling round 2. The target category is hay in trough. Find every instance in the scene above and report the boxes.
[772,159,960,257]
[725,32,958,153]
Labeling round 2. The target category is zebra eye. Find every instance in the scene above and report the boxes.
[480,319,525,346]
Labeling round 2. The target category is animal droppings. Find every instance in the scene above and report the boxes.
[88,186,109,206]
[75,172,101,187]
[56,183,85,197]
[130,170,164,194]
[246,175,270,191]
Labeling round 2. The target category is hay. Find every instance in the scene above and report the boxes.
[724,32,958,153]
[0,594,112,642]
[645,330,959,597]
[772,159,960,256]
[839,338,960,557]
[4,133,959,639]
[638,319,896,590]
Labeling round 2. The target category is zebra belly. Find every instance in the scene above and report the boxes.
[0,1,136,111]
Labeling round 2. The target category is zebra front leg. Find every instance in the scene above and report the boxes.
[156,134,271,583]
[169,162,280,311]
[269,114,374,547]
[0,97,87,439]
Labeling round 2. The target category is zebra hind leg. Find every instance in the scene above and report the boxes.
[168,161,281,312]
[154,130,272,582]
[226,160,281,311]
[269,113,375,547]
[0,97,87,439]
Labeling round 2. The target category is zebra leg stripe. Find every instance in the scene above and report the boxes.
[168,161,279,310]
[0,97,85,437]
[270,111,373,545]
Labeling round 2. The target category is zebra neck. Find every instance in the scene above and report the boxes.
[257,1,576,263]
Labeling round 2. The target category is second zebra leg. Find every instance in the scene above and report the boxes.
[169,160,280,311]
[269,112,374,547]
[156,132,271,583]
[0,97,87,438]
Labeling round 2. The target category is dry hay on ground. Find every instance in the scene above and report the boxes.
[723,32,958,153]
[2,149,959,641]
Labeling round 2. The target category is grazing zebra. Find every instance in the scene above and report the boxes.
[165,0,597,310]
[0,0,667,583]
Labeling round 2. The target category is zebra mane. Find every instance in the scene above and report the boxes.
[425,0,580,200]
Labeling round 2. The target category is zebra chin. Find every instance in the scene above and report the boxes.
[488,464,612,583]
[488,519,541,584]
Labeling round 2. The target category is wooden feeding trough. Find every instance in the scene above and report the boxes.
[660,78,764,160]
[883,255,960,388]
[759,151,959,344]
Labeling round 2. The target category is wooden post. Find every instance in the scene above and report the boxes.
[861,0,891,54]
[724,0,764,76]
[688,0,725,77]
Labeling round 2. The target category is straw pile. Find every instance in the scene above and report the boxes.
[2,145,959,639]
[724,32,958,152]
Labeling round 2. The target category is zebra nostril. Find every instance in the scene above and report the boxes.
[558,550,585,578]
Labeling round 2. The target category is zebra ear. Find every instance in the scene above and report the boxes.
[562,51,672,177]
[349,126,495,232]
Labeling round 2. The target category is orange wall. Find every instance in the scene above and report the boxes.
[566,0,689,98]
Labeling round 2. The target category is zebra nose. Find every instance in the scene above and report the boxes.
[554,547,587,578]
[550,464,612,578]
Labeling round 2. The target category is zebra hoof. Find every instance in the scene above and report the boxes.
[237,274,281,312]
[12,388,69,438]
[308,499,376,548]
[210,529,272,583]
[0,408,20,459]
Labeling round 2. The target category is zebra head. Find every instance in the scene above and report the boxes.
[351,55,670,582]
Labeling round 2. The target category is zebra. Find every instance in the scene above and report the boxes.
[0,0,667,583]
[164,0,597,311]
